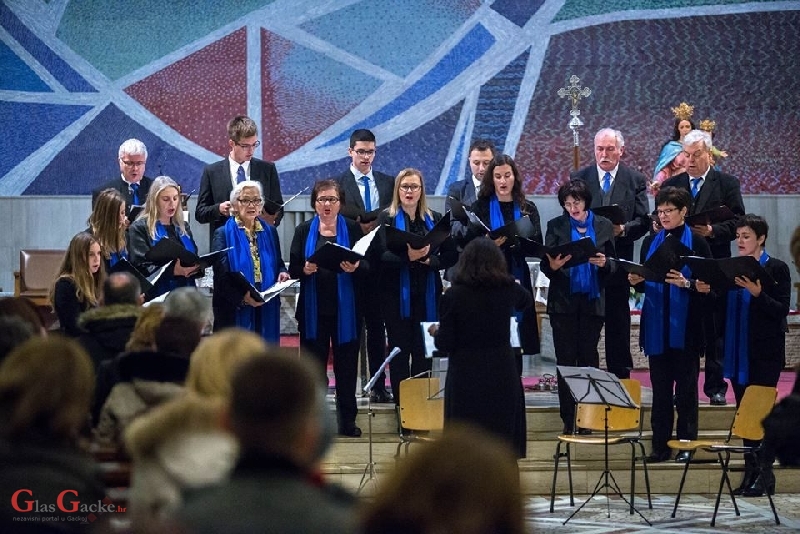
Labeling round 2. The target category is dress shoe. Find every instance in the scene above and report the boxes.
[733,454,758,495]
[338,426,362,438]
[674,451,693,463]
[576,428,593,435]
[742,469,776,497]
[710,393,727,406]
[369,390,393,404]
[646,450,672,463]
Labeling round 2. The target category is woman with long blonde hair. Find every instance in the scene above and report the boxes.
[129,176,200,299]
[88,187,128,271]
[49,232,104,336]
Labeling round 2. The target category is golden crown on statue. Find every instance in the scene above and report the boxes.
[699,119,716,133]
[671,102,694,121]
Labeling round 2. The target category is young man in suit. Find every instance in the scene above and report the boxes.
[92,138,153,223]
[336,129,394,403]
[662,129,746,406]
[195,115,283,249]
[571,128,650,380]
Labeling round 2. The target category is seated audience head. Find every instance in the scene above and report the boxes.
[228,351,325,469]
[126,303,165,352]
[155,316,203,359]
[118,138,148,185]
[0,317,35,363]
[89,187,127,255]
[103,271,142,306]
[481,154,525,205]
[50,231,105,309]
[0,297,45,336]
[452,236,512,288]
[187,328,268,398]
[0,335,94,442]
[360,424,524,534]
[164,287,212,334]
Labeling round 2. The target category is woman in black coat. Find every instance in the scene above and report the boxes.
[627,186,712,463]
[374,168,457,409]
[435,237,532,458]
[467,154,542,373]
[541,180,615,434]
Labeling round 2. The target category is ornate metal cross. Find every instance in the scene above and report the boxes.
[557,75,592,170]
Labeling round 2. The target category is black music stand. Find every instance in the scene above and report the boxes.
[557,365,651,525]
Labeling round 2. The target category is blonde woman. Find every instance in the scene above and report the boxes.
[50,231,104,336]
[88,188,129,271]
[129,176,200,299]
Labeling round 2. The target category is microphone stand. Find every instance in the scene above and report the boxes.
[357,347,401,494]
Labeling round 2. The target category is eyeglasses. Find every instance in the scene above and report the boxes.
[120,160,145,168]
[238,197,263,206]
[235,141,261,150]
[354,149,375,157]
[563,200,585,209]
[399,184,422,192]
[316,196,340,204]
[656,207,679,216]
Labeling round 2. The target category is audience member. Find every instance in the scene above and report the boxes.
[50,232,105,337]
[0,317,34,363]
[360,424,524,534]
[0,336,107,530]
[178,352,355,533]
[92,138,153,223]
[0,296,46,336]
[195,115,283,249]
[186,328,268,398]
[163,287,213,334]
[78,272,143,370]
[88,187,129,271]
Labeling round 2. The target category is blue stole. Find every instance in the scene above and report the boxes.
[568,211,600,300]
[108,250,128,269]
[225,216,281,343]
[642,227,693,355]
[302,215,357,344]
[152,221,197,294]
[395,211,437,321]
[489,195,526,328]
[723,250,768,384]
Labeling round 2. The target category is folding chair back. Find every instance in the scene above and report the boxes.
[399,377,444,432]
[575,378,641,433]
[731,385,777,441]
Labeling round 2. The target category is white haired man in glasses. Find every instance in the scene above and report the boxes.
[92,138,153,223]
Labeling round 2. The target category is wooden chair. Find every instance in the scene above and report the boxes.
[14,249,64,307]
[395,375,444,457]
[668,385,778,526]
[549,378,651,514]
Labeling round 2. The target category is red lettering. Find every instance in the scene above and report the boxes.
[10,489,33,512]
[57,490,79,513]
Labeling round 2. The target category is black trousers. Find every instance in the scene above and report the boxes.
[603,282,634,379]
[385,314,431,408]
[551,311,604,430]
[702,319,728,398]
[648,347,700,454]
[300,313,360,431]
[361,278,388,394]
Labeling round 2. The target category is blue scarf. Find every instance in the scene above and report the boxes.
[151,221,197,295]
[395,211,437,321]
[225,216,281,343]
[302,215,357,343]
[489,194,526,327]
[642,227,693,355]
[723,250,769,384]
[108,250,128,269]
[568,211,600,300]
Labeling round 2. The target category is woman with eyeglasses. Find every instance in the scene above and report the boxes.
[289,180,366,437]
[541,180,615,434]
[129,176,200,299]
[87,188,129,272]
[212,180,290,343]
[374,169,457,410]
[627,186,712,464]
[466,154,542,374]
[50,232,105,337]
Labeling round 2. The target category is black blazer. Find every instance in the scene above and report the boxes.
[661,168,745,258]
[444,178,478,211]
[571,163,650,261]
[540,213,616,316]
[195,158,283,247]
[92,176,153,218]
[335,169,394,212]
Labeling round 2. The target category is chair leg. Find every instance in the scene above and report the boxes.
[671,457,692,518]
[766,490,781,525]
[629,443,636,514]
[550,442,562,513]
[637,442,652,509]
[566,443,574,507]
[712,452,739,527]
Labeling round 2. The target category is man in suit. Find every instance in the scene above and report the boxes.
[92,138,153,223]
[662,129,746,406]
[195,115,283,249]
[572,128,650,380]
[336,129,394,403]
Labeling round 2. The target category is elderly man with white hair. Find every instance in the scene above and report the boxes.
[92,138,152,222]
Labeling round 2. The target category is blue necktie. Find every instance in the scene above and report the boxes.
[691,178,702,198]
[237,165,246,183]
[360,175,372,211]
[602,172,611,194]
[130,183,140,206]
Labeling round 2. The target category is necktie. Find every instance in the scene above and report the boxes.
[691,178,702,198]
[360,176,372,211]
[130,183,140,206]
[602,172,611,194]
[237,165,246,183]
